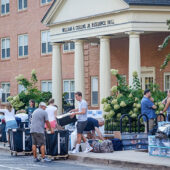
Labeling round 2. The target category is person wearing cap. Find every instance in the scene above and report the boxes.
[141,89,157,133]
[30,102,54,162]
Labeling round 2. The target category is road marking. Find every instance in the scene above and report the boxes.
[0,164,26,170]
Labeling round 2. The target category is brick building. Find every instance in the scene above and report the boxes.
[0,0,170,114]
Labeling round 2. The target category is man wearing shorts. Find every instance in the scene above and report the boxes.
[30,102,53,162]
[70,92,92,153]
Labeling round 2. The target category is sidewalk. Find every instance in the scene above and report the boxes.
[69,150,170,170]
[1,142,170,169]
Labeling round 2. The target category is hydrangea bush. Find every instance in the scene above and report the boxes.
[103,69,166,132]
[7,70,52,111]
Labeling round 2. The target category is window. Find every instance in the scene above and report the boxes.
[1,38,10,59]
[63,42,75,52]
[18,0,27,11]
[1,82,10,103]
[41,81,52,92]
[18,34,28,57]
[164,73,170,92]
[141,67,155,90]
[91,77,98,106]
[18,84,26,93]
[1,0,9,15]
[63,80,75,102]
[41,0,52,5]
[41,30,52,55]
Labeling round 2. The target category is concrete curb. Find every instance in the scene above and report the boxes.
[69,154,170,170]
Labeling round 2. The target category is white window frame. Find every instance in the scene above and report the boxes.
[141,67,155,90]
[41,30,52,55]
[63,42,75,53]
[1,0,9,15]
[91,76,99,107]
[1,37,10,60]
[41,0,52,5]
[1,82,10,104]
[63,80,75,102]
[18,34,28,58]
[164,72,170,92]
[18,0,27,11]
[41,80,52,92]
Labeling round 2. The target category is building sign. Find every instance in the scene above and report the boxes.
[62,19,114,33]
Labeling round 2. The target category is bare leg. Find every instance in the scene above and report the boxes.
[32,145,37,158]
[77,133,82,144]
[40,145,45,159]
[82,135,87,143]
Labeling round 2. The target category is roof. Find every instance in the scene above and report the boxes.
[123,0,170,6]
[42,0,170,24]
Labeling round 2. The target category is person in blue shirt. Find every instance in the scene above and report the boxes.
[141,89,157,133]
[84,117,104,141]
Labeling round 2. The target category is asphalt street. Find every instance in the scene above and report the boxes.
[0,150,130,170]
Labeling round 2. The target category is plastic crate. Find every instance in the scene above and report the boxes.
[148,136,157,146]
[136,144,148,150]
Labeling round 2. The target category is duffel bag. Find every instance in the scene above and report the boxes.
[92,140,114,153]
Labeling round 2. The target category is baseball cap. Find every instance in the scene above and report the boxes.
[39,102,47,107]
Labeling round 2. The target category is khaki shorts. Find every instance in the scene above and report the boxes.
[31,133,45,147]
[77,121,88,134]
[144,119,154,133]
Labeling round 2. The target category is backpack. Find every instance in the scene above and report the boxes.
[92,140,114,153]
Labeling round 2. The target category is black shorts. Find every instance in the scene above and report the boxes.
[77,121,87,134]
[31,133,45,147]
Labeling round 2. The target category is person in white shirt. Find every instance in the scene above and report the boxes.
[45,98,58,130]
[0,103,18,144]
[70,91,93,153]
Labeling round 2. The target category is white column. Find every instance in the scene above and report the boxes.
[74,40,85,98]
[99,36,111,110]
[128,32,141,86]
[52,43,62,114]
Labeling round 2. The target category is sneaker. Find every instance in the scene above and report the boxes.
[71,149,79,154]
[83,146,93,153]
[33,158,40,162]
[41,157,52,163]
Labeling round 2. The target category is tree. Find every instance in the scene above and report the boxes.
[158,20,170,70]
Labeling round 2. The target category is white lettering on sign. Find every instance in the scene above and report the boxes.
[62,19,114,33]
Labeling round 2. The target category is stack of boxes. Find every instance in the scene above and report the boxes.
[148,136,170,157]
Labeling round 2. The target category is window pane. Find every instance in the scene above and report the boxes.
[63,43,69,51]
[1,4,5,14]
[24,35,28,45]
[6,48,10,58]
[47,0,52,2]
[2,49,5,58]
[2,93,5,103]
[24,45,28,55]
[64,93,69,100]
[41,32,46,42]
[24,0,27,8]
[2,39,5,49]
[71,92,74,99]
[19,36,24,46]
[42,43,46,54]
[70,42,75,50]
[41,0,46,4]
[70,81,75,91]
[41,82,47,92]
[64,81,69,92]
[48,82,52,92]
[19,46,23,56]
[1,0,5,4]
[92,77,98,91]
[6,3,9,13]
[48,42,52,53]
[92,92,98,105]
[18,0,22,9]
[18,84,25,93]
